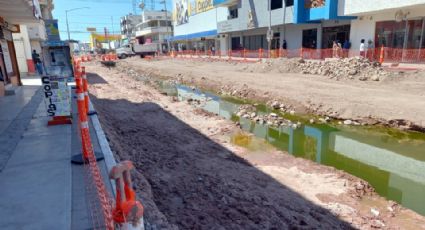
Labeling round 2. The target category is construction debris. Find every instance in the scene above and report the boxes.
[244,57,390,81]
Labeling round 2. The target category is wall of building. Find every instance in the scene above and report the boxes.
[12,25,35,73]
[174,8,227,36]
[217,1,294,34]
[342,0,425,16]
[348,6,425,50]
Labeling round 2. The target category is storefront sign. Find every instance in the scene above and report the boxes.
[174,0,189,25]
[45,19,60,41]
[42,76,71,117]
[196,0,213,13]
[218,20,240,33]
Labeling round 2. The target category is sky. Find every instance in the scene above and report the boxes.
[52,0,172,43]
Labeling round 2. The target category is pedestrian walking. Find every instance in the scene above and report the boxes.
[282,40,287,49]
[359,39,366,58]
[332,41,339,58]
[343,39,351,57]
[32,50,43,75]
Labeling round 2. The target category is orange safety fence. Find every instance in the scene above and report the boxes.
[165,47,425,64]
[72,59,144,229]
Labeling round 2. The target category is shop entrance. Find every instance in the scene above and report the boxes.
[322,25,351,48]
[231,37,241,50]
[302,29,317,49]
[375,19,425,49]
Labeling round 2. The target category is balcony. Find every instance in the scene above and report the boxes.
[0,0,41,24]
[27,22,47,41]
[135,26,172,37]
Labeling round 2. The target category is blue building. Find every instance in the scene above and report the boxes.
[212,0,355,52]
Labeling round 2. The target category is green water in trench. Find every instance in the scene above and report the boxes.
[156,81,425,216]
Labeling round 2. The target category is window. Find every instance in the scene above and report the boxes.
[271,0,283,10]
[304,0,325,9]
[229,5,238,19]
[285,0,294,6]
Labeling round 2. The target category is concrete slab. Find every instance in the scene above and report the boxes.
[0,162,71,230]
[0,86,72,230]
[0,84,117,230]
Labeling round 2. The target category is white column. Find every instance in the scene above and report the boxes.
[20,25,33,60]
[317,24,323,49]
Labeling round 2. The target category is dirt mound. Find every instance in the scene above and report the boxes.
[242,57,390,81]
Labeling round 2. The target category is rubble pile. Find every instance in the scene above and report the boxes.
[245,57,390,81]
[218,84,255,98]
[296,57,388,81]
[235,105,302,129]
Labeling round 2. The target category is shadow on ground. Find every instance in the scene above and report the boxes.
[86,73,108,85]
[89,78,354,230]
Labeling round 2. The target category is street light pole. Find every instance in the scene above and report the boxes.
[65,7,90,41]
[267,0,272,58]
[161,0,171,52]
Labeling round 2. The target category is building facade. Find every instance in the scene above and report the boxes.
[133,10,173,52]
[170,0,228,52]
[342,0,425,52]
[120,14,144,41]
[12,0,54,74]
[215,0,354,52]
[0,0,46,94]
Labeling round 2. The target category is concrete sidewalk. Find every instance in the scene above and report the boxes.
[0,77,115,229]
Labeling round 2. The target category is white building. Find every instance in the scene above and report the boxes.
[170,0,228,52]
[342,0,425,52]
[120,14,144,40]
[12,0,54,74]
[133,10,173,52]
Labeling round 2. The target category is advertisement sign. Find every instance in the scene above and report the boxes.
[174,0,189,25]
[45,19,60,41]
[195,0,213,14]
[42,76,71,117]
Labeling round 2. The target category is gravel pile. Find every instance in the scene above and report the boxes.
[245,57,390,81]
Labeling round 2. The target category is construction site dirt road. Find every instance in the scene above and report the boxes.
[86,62,425,229]
[120,57,425,131]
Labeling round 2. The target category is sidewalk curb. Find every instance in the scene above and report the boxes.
[89,100,117,195]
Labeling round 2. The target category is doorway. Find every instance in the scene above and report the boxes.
[231,36,241,50]
[302,29,318,48]
[321,25,351,48]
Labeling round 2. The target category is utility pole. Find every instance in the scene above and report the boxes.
[161,0,170,52]
[267,0,272,58]
[65,7,90,41]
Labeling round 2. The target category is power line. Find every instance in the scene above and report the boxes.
[68,21,115,25]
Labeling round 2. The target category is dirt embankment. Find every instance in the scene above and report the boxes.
[86,63,425,229]
[119,57,425,131]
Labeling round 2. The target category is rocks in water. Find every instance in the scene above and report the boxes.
[271,101,280,109]
[343,120,353,125]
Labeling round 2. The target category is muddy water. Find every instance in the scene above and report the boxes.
[157,82,425,216]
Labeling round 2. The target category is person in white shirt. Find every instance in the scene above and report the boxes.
[359,39,366,57]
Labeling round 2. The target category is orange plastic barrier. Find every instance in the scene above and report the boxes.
[109,161,144,226]
[74,65,115,229]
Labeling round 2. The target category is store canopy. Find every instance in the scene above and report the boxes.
[169,30,217,42]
